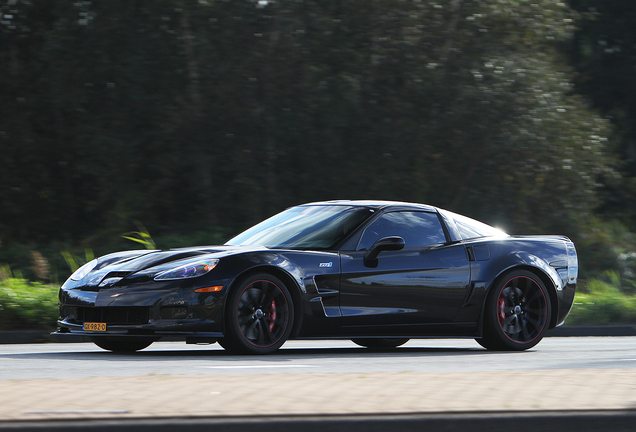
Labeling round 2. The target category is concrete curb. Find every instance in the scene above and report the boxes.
[0,325,635,345]
[0,411,635,432]
[0,331,55,345]
[547,325,636,337]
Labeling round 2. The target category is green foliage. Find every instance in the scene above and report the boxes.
[0,0,617,246]
[121,221,156,250]
[567,273,636,325]
[566,0,636,229]
[0,278,59,330]
[572,217,636,284]
[153,229,229,250]
[1,269,635,332]
[0,0,634,294]
[60,248,95,274]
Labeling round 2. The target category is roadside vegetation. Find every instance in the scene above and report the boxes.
[2,1,636,331]
[1,273,634,332]
[2,225,636,332]
[566,273,636,325]
[0,277,58,331]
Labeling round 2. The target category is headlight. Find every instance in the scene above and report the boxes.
[70,259,98,281]
[154,258,220,281]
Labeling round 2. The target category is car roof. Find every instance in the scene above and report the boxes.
[298,200,438,212]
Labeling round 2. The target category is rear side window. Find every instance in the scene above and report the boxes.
[451,212,507,240]
[358,211,447,250]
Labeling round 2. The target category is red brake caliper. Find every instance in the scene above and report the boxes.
[498,297,506,322]
[268,300,276,331]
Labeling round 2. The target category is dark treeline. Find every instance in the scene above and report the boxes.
[566,1,636,228]
[0,1,633,280]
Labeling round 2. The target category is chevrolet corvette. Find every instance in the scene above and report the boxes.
[55,200,578,354]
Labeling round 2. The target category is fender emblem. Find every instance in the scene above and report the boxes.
[319,262,333,268]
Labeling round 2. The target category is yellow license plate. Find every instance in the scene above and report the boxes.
[84,322,107,331]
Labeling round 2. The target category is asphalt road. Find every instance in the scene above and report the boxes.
[1,338,635,431]
[1,336,634,380]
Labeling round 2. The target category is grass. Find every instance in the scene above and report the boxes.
[565,276,636,326]
[0,278,59,330]
[0,275,635,331]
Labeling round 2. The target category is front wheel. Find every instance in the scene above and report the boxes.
[477,270,551,351]
[223,273,294,354]
[90,336,154,352]
[351,338,410,348]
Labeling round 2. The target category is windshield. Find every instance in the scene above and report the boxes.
[226,205,374,250]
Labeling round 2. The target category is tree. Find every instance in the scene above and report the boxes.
[566,0,636,229]
[0,0,616,260]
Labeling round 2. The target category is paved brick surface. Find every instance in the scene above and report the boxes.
[1,369,635,421]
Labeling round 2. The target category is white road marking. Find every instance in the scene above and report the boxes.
[23,410,130,415]
[205,364,314,369]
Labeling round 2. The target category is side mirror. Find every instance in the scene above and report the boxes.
[364,236,405,267]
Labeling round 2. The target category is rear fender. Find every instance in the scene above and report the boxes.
[500,252,565,292]
[477,253,563,335]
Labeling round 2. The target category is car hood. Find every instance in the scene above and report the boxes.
[66,245,268,288]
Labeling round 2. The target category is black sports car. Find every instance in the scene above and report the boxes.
[55,201,578,354]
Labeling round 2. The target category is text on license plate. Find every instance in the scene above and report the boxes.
[84,322,107,331]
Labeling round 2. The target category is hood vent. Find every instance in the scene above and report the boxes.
[98,272,132,288]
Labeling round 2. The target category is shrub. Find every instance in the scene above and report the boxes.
[1,273,635,331]
[0,278,59,330]
[566,274,636,325]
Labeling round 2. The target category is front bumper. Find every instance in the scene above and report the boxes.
[55,317,224,341]
[57,279,228,339]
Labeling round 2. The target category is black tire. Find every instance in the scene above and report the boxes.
[91,336,154,352]
[351,338,410,348]
[223,273,294,354]
[216,337,240,354]
[477,270,551,351]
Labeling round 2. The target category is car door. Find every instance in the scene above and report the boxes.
[339,210,471,327]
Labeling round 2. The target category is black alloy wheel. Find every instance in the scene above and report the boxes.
[223,273,294,354]
[350,338,410,349]
[90,336,155,352]
[477,270,551,351]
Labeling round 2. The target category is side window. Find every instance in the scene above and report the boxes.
[451,212,506,240]
[357,211,447,250]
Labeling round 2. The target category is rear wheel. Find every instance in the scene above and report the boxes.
[477,270,551,351]
[91,336,154,352]
[223,273,294,354]
[351,338,410,349]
